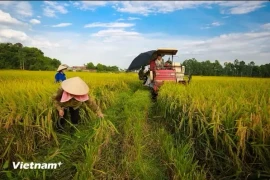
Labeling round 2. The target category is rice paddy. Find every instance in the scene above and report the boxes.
[0,71,269,179]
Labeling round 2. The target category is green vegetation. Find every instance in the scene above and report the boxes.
[0,71,269,180]
[86,62,120,72]
[155,77,270,179]
[0,42,121,72]
[0,43,61,70]
[183,58,270,77]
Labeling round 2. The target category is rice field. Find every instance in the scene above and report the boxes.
[0,70,269,180]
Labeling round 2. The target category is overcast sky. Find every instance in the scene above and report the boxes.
[0,1,269,69]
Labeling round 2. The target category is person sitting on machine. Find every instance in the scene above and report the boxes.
[164,58,172,69]
[155,54,165,69]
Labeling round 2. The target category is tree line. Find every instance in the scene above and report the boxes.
[1,43,268,76]
[183,58,270,77]
[86,62,120,72]
[0,42,121,72]
[0,43,61,70]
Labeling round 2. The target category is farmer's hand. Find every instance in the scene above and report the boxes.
[59,109,64,117]
[97,112,104,119]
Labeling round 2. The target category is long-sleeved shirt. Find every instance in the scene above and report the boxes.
[155,59,164,68]
[52,88,102,115]
[150,60,156,71]
[55,72,66,83]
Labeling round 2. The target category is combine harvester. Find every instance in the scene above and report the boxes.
[128,48,192,99]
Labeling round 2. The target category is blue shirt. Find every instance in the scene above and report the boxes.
[55,72,66,82]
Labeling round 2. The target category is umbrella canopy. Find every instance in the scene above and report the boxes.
[127,50,156,71]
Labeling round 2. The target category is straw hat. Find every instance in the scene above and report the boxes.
[61,77,89,95]
[57,65,67,72]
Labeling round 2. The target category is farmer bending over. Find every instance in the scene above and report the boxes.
[52,77,104,132]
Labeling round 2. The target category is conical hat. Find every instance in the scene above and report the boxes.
[61,64,69,68]
[57,65,67,72]
[61,77,89,95]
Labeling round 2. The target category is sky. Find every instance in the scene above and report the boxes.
[0,1,269,69]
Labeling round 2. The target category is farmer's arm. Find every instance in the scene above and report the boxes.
[52,88,64,111]
[85,96,103,117]
[54,74,57,83]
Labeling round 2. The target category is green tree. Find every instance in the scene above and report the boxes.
[214,60,223,76]
[233,59,239,76]
[248,61,255,77]
[96,63,105,71]
[239,61,246,77]
[86,62,95,69]
[182,59,269,77]
[260,63,270,77]
[0,42,61,70]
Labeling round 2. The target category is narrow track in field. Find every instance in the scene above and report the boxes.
[91,83,186,179]
[83,83,166,179]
